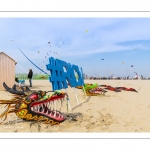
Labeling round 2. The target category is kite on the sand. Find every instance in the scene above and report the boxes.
[75,83,138,96]
[0,82,66,125]
[99,85,138,93]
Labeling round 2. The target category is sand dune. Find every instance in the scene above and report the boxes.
[0,79,150,132]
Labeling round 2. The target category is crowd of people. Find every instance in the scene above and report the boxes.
[84,76,150,80]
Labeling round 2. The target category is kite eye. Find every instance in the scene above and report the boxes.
[29,94,39,100]
[25,93,39,102]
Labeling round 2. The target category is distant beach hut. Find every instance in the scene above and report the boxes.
[0,52,17,90]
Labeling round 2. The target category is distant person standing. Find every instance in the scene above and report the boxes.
[28,69,33,87]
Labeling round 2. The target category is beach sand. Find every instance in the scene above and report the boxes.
[0,79,150,132]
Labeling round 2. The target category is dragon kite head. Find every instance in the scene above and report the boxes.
[0,82,66,125]
[76,83,107,96]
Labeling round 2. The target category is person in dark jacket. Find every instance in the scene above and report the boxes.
[28,69,33,87]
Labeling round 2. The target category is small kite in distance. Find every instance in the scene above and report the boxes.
[101,59,104,60]
[86,30,88,32]
[48,42,50,44]
[131,65,133,67]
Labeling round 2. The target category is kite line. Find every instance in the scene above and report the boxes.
[18,47,49,75]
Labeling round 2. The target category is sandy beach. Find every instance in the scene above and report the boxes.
[0,79,150,132]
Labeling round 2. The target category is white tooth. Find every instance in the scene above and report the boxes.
[46,110,48,114]
[31,107,33,111]
[50,102,52,109]
[48,102,51,109]
[49,111,52,116]
[48,102,50,108]
[53,109,55,117]
[35,107,38,111]
[58,112,60,118]
[41,104,44,108]
[54,101,56,110]
[48,102,51,108]
[54,111,56,117]
[49,102,51,108]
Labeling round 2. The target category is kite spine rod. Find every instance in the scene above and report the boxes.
[18,47,50,76]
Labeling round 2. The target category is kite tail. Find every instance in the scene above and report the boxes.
[18,47,49,75]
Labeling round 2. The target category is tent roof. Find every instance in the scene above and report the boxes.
[0,52,17,65]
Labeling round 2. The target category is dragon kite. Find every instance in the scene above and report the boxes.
[0,82,67,126]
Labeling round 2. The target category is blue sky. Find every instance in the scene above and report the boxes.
[0,18,150,77]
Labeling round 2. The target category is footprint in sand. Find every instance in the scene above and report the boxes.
[85,122,96,129]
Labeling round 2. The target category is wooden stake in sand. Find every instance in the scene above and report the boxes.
[82,85,88,98]
[80,67,88,98]
[65,89,72,111]
[73,88,79,104]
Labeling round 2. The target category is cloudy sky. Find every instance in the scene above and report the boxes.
[1,18,150,77]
